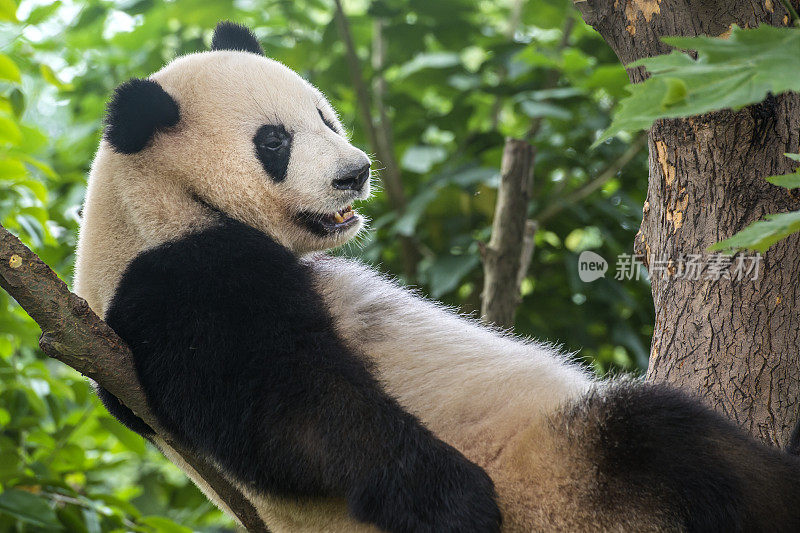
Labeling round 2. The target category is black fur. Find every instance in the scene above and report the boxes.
[253,124,291,182]
[569,382,800,532]
[210,21,264,55]
[104,79,180,154]
[96,384,154,436]
[318,108,338,134]
[103,216,501,533]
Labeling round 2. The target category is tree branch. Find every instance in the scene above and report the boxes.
[333,0,420,280]
[481,139,535,328]
[0,224,269,533]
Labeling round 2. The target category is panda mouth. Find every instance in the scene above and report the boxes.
[297,205,359,236]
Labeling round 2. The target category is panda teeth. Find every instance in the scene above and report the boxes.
[332,205,354,224]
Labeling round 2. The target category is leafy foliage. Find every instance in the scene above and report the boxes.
[766,153,800,188]
[601,25,800,143]
[709,210,800,253]
[603,24,800,253]
[0,0,652,529]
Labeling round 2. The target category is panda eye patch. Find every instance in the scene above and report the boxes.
[255,126,289,151]
[260,134,286,151]
[254,124,291,182]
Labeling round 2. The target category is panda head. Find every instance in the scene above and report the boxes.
[102,22,371,254]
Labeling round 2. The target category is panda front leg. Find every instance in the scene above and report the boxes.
[278,359,503,533]
[103,218,501,533]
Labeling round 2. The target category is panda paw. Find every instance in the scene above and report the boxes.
[347,442,502,533]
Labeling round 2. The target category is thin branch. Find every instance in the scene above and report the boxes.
[0,224,269,533]
[535,135,647,225]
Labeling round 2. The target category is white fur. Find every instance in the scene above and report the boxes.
[308,255,593,444]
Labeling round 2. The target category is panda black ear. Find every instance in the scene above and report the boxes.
[211,21,264,55]
[104,78,180,154]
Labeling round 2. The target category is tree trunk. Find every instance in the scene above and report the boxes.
[576,0,800,447]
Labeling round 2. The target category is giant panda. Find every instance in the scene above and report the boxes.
[74,21,800,533]
[73,21,501,533]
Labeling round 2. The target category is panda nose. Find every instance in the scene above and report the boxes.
[332,163,370,191]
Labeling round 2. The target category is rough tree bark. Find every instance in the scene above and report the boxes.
[576,0,800,447]
[0,224,271,532]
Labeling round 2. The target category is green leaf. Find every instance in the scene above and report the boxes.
[0,55,20,83]
[96,417,146,454]
[0,0,17,22]
[519,100,571,120]
[140,516,193,533]
[0,449,22,478]
[18,124,47,152]
[0,489,60,528]
[55,506,89,533]
[25,0,60,24]
[21,155,58,179]
[86,493,141,519]
[9,88,23,117]
[600,25,800,143]
[766,172,800,188]
[427,254,480,298]
[765,153,800,188]
[561,48,594,72]
[401,145,448,174]
[710,210,800,253]
[525,87,585,100]
[12,179,48,202]
[39,64,74,91]
[396,52,460,79]
[394,187,438,236]
[661,77,687,106]
[49,442,86,472]
[0,115,22,145]
[0,158,26,180]
[580,64,630,98]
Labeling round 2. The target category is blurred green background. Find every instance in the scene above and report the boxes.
[0,0,650,530]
